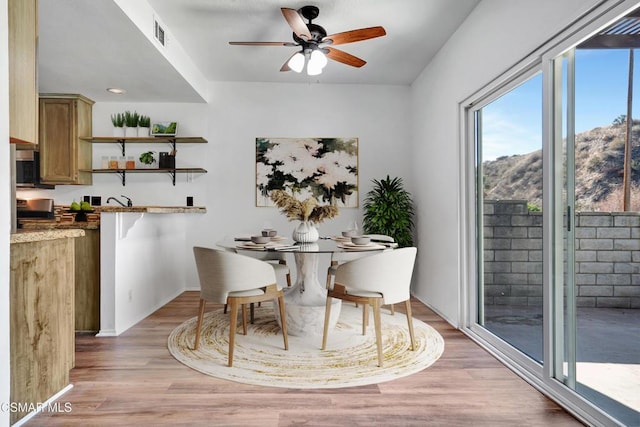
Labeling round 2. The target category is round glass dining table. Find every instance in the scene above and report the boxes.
[216,237,389,336]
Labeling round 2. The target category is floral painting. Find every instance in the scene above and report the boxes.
[256,137,358,207]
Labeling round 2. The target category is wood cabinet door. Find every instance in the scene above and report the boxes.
[8,0,38,144]
[40,98,77,183]
[39,95,93,185]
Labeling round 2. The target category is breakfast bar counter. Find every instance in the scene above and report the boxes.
[97,206,206,214]
[10,228,85,243]
[99,207,206,336]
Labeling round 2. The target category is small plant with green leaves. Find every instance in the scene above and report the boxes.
[123,111,140,128]
[139,151,156,165]
[111,113,124,127]
[138,115,151,127]
[363,175,415,247]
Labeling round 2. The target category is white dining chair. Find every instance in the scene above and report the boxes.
[193,246,289,367]
[235,249,292,287]
[321,247,417,367]
[326,234,396,313]
[325,234,395,288]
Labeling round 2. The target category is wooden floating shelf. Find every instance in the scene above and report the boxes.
[81,136,207,144]
[85,168,207,186]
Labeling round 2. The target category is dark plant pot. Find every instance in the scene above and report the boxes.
[159,152,176,169]
[75,211,87,222]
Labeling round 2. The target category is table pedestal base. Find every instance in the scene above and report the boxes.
[277,295,341,337]
[275,251,342,337]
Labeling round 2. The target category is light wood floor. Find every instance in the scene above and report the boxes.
[28,291,583,426]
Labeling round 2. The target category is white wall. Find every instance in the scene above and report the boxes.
[189,81,412,286]
[410,0,604,326]
[0,0,10,424]
[22,82,411,290]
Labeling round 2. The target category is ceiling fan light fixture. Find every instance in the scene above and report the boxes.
[310,49,328,69]
[306,49,327,75]
[288,51,305,73]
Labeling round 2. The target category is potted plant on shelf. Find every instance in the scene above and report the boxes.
[123,110,139,137]
[363,175,415,247]
[139,151,156,168]
[138,115,151,137]
[111,113,124,137]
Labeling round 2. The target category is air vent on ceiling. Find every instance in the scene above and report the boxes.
[154,19,165,47]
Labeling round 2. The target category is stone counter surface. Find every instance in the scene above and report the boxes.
[97,206,206,213]
[19,220,99,230]
[10,229,85,244]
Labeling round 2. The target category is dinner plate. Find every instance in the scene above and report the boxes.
[236,242,268,250]
[337,242,385,251]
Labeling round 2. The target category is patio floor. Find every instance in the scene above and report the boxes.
[484,306,640,426]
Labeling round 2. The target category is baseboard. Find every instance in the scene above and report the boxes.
[12,384,74,427]
[412,293,459,328]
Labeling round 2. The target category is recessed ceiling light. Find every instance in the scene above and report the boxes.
[106,88,126,94]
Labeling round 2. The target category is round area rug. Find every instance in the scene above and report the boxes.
[167,303,444,389]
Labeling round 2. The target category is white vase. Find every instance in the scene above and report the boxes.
[137,126,150,137]
[124,126,137,137]
[113,127,125,137]
[292,221,319,243]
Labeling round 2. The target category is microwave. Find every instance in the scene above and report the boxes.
[15,150,53,188]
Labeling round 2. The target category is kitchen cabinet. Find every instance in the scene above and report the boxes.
[82,136,208,185]
[10,233,78,424]
[9,0,38,145]
[75,229,101,331]
[39,94,94,184]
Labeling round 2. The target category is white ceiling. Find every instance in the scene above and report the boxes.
[38,0,479,103]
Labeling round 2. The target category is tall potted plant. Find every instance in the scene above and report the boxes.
[123,110,139,137]
[111,113,124,137]
[138,115,151,137]
[363,175,415,247]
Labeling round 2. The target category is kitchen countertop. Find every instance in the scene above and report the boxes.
[18,220,99,230]
[97,206,206,213]
[10,229,85,244]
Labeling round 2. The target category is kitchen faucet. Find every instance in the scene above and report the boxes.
[106,195,132,207]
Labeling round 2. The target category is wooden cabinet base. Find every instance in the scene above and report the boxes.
[10,238,75,425]
[75,229,100,331]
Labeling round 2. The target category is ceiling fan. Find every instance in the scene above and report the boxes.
[229,5,386,75]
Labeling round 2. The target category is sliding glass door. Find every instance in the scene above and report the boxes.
[553,37,640,426]
[466,6,640,426]
[474,72,544,363]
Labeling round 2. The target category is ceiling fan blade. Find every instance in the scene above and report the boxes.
[323,26,386,45]
[281,8,312,40]
[229,41,297,46]
[325,47,366,68]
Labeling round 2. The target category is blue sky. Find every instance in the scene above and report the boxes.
[481,49,639,160]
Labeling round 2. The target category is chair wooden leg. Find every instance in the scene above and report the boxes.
[194,299,206,350]
[389,304,395,315]
[362,303,369,335]
[277,294,289,350]
[223,303,227,314]
[325,272,332,289]
[321,295,333,350]
[372,298,383,367]
[405,299,416,351]
[228,300,239,367]
[241,304,248,335]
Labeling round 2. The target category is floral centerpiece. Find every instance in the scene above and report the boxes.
[271,189,339,242]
